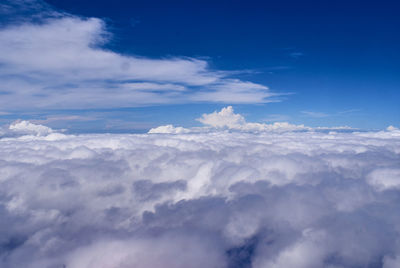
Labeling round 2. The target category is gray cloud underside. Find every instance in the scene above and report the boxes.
[1,123,400,267]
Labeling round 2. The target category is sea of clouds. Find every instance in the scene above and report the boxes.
[1,107,400,268]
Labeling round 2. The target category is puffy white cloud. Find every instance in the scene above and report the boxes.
[197,106,246,129]
[196,106,309,132]
[8,120,53,136]
[0,118,400,267]
[148,124,190,134]
[149,106,311,134]
[150,106,308,133]
[0,120,57,138]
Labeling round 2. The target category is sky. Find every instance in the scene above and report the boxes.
[0,0,399,131]
[1,2,400,266]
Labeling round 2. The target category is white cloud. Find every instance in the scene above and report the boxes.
[8,120,53,136]
[148,124,190,134]
[148,106,310,134]
[121,82,187,92]
[196,106,309,132]
[0,16,217,85]
[0,8,273,111]
[0,120,55,138]
[0,118,399,267]
[190,80,272,103]
[197,106,246,129]
[387,125,399,132]
[149,106,358,134]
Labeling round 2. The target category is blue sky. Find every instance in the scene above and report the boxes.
[0,0,399,132]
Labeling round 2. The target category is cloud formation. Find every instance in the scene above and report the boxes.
[150,106,311,133]
[197,106,309,132]
[0,117,399,267]
[0,1,272,111]
[0,120,56,138]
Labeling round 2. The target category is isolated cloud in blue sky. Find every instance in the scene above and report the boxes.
[0,108,399,267]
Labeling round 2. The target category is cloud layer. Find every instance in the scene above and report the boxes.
[0,1,272,111]
[0,117,399,267]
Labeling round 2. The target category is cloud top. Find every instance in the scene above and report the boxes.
[0,117,399,267]
[8,120,53,136]
[197,106,246,128]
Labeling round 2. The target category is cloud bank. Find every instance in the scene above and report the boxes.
[0,116,400,267]
[0,1,272,111]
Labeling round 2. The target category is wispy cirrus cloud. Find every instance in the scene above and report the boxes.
[0,1,274,112]
[301,111,330,118]
[301,109,363,119]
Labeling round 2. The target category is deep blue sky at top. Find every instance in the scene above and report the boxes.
[2,0,399,131]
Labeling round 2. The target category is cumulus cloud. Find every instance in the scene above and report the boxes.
[0,117,400,267]
[8,120,53,136]
[197,106,309,132]
[197,106,246,128]
[150,106,309,133]
[148,124,190,134]
[0,120,55,138]
[0,1,272,111]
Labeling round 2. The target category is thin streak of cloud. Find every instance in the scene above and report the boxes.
[301,109,363,119]
[301,111,330,118]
